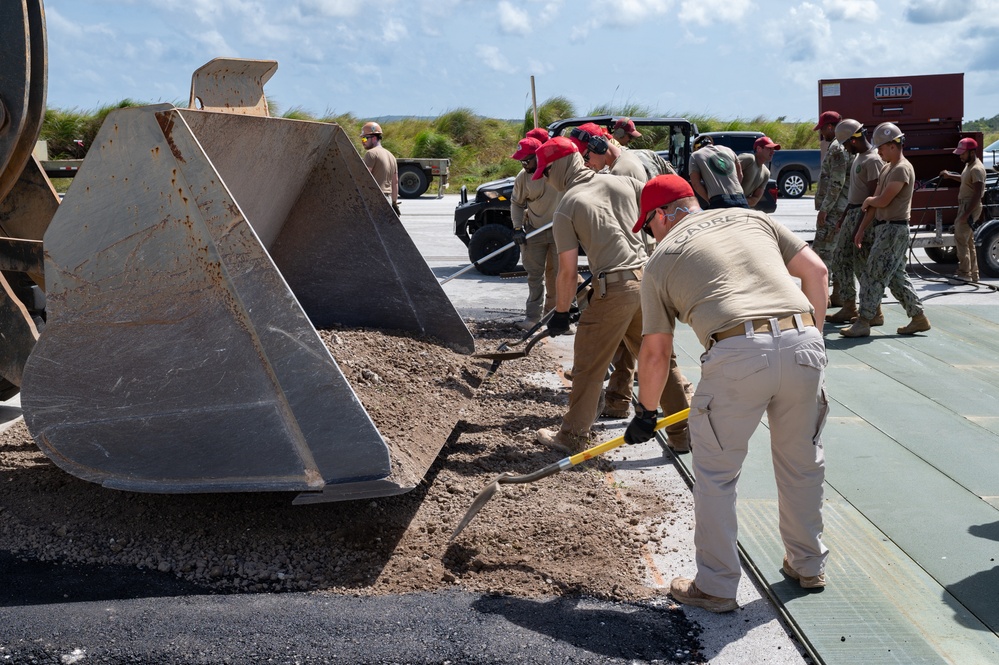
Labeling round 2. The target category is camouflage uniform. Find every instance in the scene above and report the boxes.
[813,140,850,268]
[830,205,872,302]
[858,224,923,321]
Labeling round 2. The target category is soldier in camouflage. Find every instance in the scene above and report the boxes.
[840,123,930,338]
[813,111,850,305]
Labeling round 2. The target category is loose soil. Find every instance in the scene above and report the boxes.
[0,322,677,601]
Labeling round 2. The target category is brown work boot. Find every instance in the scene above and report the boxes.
[870,305,884,327]
[669,577,738,613]
[666,427,691,453]
[601,404,631,419]
[782,557,827,589]
[839,318,871,338]
[829,278,843,307]
[897,312,930,335]
[536,427,588,454]
[825,301,857,324]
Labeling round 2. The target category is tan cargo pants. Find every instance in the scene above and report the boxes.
[689,321,829,598]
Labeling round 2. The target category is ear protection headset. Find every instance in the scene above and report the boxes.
[569,127,610,155]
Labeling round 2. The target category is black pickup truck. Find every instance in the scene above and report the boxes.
[693,130,821,199]
[454,116,779,275]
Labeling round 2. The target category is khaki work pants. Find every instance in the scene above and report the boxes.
[560,279,690,437]
[955,198,980,281]
[520,228,559,322]
[689,323,829,599]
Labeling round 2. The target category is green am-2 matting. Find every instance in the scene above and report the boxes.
[663,304,999,664]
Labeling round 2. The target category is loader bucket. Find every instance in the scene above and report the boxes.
[20,104,474,502]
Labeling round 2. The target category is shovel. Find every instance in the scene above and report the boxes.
[448,407,691,542]
[440,222,553,284]
[493,275,592,354]
[473,328,551,361]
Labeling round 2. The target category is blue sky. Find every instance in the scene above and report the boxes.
[45,0,999,124]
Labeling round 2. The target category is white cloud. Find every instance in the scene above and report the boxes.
[824,0,880,21]
[591,0,672,28]
[477,44,515,73]
[499,1,533,35]
[775,3,832,62]
[298,0,366,17]
[679,0,752,26]
[382,18,407,42]
[904,0,973,24]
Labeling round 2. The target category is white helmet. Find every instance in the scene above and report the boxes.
[872,122,904,147]
[835,119,863,144]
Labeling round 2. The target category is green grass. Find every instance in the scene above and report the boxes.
[39,97,999,193]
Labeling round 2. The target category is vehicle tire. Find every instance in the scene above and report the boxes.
[398,165,429,198]
[778,170,808,199]
[468,224,520,275]
[0,378,19,401]
[924,245,958,264]
[978,224,999,277]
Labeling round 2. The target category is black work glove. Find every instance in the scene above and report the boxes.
[392,201,401,216]
[512,229,527,246]
[547,310,571,337]
[624,406,659,444]
[567,303,581,324]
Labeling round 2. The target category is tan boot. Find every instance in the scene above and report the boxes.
[897,312,930,335]
[825,301,857,323]
[840,318,871,338]
[870,305,884,326]
[829,277,844,308]
[536,427,589,454]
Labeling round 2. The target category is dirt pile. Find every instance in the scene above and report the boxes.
[0,323,675,601]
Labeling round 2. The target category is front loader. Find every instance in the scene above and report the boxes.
[1,2,473,503]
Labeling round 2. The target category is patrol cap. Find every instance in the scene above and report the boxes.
[953,137,978,155]
[525,127,550,143]
[834,119,863,144]
[813,111,842,131]
[567,122,606,152]
[531,136,579,181]
[612,117,642,139]
[633,175,695,233]
[872,122,904,147]
[754,136,781,151]
[511,137,542,161]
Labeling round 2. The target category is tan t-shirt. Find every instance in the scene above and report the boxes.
[738,154,770,196]
[362,145,397,198]
[548,157,647,277]
[959,160,987,201]
[874,157,915,222]
[848,148,884,205]
[641,208,812,349]
[609,150,649,182]
[689,145,742,198]
[511,169,562,230]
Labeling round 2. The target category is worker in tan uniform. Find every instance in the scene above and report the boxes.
[689,136,747,209]
[842,122,930,337]
[625,174,830,613]
[531,137,691,453]
[509,137,562,330]
[612,117,641,147]
[360,121,399,215]
[738,136,780,208]
[826,119,885,325]
[940,137,986,283]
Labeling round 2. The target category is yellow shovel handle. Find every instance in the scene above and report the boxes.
[567,407,691,466]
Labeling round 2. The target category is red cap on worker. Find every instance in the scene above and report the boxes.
[511,137,542,160]
[525,127,550,143]
[754,136,781,151]
[532,136,578,180]
[567,122,606,152]
[813,111,842,131]
[613,118,642,138]
[633,175,695,233]
[953,137,978,154]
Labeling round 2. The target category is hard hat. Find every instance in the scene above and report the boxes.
[834,119,863,144]
[361,121,383,137]
[693,135,713,150]
[872,122,904,147]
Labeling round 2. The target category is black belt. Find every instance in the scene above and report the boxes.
[874,219,909,226]
[713,313,816,342]
[846,203,862,211]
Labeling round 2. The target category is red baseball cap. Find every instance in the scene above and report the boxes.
[754,136,781,151]
[511,137,542,160]
[567,122,606,152]
[633,175,695,233]
[525,127,550,143]
[813,111,842,131]
[613,117,642,139]
[953,137,978,154]
[532,136,579,180]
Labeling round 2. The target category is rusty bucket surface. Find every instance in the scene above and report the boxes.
[21,104,473,502]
